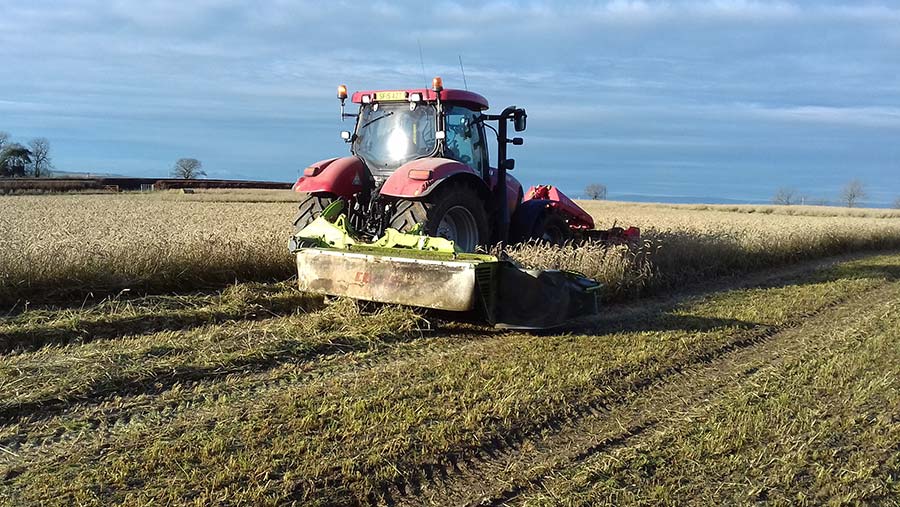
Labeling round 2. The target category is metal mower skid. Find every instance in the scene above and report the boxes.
[290,202,601,329]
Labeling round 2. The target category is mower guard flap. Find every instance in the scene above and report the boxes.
[492,267,600,329]
[296,248,481,311]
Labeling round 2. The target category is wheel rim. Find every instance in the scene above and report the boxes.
[436,205,479,251]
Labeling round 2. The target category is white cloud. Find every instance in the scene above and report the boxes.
[738,104,900,128]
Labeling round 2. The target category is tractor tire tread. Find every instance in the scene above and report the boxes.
[293,193,334,231]
[389,199,431,232]
[388,181,490,252]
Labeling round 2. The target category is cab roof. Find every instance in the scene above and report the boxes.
[350,88,489,111]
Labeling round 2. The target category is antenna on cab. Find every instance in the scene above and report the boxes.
[458,55,468,91]
[417,39,427,89]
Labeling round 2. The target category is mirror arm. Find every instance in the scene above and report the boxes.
[482,122,499,141]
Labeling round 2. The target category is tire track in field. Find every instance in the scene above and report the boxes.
[383,280,898,507]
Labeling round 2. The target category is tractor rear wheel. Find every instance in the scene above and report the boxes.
[292,193,335,233]
[389,182,489,253]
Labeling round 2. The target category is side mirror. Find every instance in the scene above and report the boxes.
[340,131,352,142]
[503,158,516,170]
[514,110,527,132]
[511,137,524,146]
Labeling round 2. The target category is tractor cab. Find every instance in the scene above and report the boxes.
[344,82,492,183]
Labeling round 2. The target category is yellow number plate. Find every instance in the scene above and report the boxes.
[375,90,408,101]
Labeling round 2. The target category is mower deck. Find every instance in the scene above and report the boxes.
[290,203,603,329]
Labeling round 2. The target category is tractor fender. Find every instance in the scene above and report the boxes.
[379,158,489,199]
[293,156,365,198]
[506,173,524,217]
[487,169,524,217]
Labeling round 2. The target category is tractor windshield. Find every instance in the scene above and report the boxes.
[352,102,437,173]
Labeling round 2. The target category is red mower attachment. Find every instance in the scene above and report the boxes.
[524,185,595,229]
[511,184,640,245]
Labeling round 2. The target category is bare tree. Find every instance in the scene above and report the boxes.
[0,132,9,152]
[27,137,54,177]
[171,158,205,179]
[894,197,900,210]
[772,187,798,205]
[584,183,607,200]
[0,143,32,177]
[840,179,866,208]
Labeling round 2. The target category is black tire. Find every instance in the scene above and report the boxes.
[532,210,572,246]
[388,182,490,253]
[292,193,336,233]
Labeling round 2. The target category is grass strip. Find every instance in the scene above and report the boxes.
[0,282,320,353]
[3,254,897,506]
[0,298,426,419]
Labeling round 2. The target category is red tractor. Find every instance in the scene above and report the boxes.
[292,77,636,252]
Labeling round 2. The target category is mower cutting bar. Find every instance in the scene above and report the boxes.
[296,248,481,311]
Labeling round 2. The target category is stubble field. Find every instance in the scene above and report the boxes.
[1,190,899,506]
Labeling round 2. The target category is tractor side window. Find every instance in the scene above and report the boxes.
[445,107,487,177]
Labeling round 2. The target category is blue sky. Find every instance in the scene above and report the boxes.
[1,1,898,205]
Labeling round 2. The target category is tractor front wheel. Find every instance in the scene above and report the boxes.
[389,182,489,253]
[292,193,336,233]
